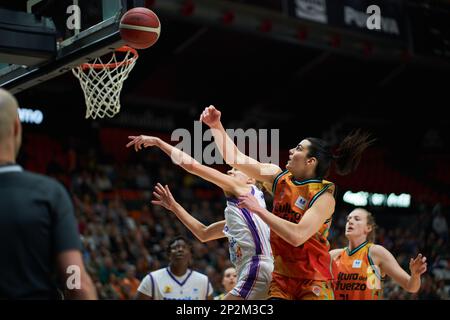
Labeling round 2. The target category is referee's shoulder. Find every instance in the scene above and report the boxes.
[18,170,67,192]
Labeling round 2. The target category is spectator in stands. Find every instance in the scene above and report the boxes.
[432,204,448,242]
[121,265,141,299]
[98,256,120,284]
[418,274,440,300]
[109,273,126,300]
[436,279,450,299]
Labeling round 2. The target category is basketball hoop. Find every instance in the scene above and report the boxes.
[72,46,138,119]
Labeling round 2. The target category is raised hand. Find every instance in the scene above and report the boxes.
[151,183,177,212]
[200,105,221,128]
[238,193,261,214]
[126,135,160,152]
[409,253,427,276]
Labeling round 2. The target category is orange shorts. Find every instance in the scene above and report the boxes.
[269,273,335,300]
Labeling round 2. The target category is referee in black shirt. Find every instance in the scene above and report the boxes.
[0,89,97,299]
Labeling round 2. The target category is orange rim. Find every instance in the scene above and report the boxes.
[80,46,139,70]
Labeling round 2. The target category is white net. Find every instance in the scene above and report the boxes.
[72,46,138,119]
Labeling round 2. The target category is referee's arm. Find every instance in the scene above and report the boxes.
[57,250,97,299]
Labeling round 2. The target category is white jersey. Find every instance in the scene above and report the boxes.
[137,267,213,300]
[224,185,273,271]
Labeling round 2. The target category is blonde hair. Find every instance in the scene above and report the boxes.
[254,181,265,192]
[355,208,377,243]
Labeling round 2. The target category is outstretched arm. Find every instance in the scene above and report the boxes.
[127,135,249,196]
[370,245,426,293]
[200,106,282,187]
[238,192,335,247]
[152,183,226,243]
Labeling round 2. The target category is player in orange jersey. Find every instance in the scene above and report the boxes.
[330,208,427,300]
[199,105,373,300]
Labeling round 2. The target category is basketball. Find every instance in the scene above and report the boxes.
[119,8,161,49]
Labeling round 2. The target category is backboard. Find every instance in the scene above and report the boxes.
[0,0,146,94]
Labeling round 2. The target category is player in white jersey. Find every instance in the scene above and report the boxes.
[127,135,273,300]
[136,236,213,300]
[222,182,273,299]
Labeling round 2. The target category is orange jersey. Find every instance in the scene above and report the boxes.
[269,274,335,300]
[334,241,384,300]
[271,170,335,280]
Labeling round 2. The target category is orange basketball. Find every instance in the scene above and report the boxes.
[119,8,161,49]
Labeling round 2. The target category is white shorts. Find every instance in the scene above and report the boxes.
[230,256,273,300]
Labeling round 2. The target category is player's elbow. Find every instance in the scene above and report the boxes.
[181,159,197,173]
[292,237,306,247]
[196,228,211,243]
[232,153,249,169]
[198,234,209,243]
[291,225,314,247]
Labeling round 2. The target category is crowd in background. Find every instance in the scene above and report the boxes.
[40,141,450,300]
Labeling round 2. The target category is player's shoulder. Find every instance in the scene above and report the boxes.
[367,244,390,265]
[368,243,388,256]
[329,248,345,260]
[309,187,335,208]
[149,267,168,278]
[189,270,211,285]
[274,169,290,183]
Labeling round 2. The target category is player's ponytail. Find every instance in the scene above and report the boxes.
[333,129,375,176]
[306,129,374,179]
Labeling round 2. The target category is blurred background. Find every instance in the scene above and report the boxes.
[1,0,449,299]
